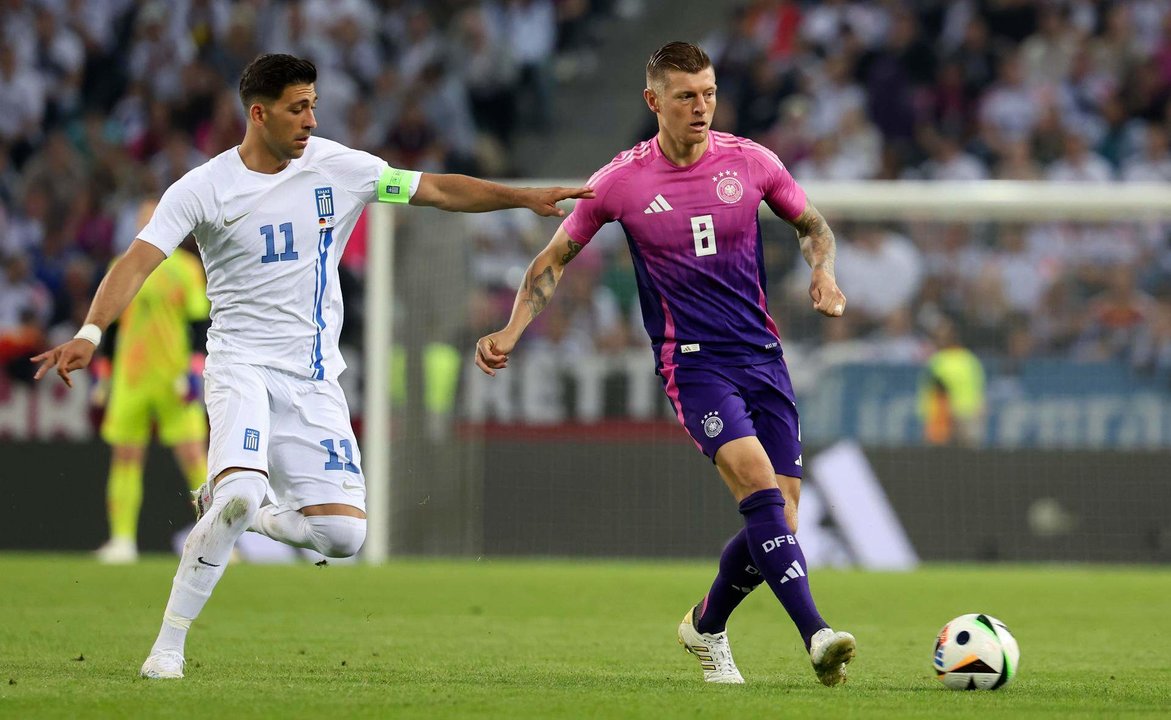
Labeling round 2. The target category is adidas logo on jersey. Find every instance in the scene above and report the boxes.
[643,194,673,214]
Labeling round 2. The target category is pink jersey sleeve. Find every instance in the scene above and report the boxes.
[743,140,807,222]
[560,152,631,245]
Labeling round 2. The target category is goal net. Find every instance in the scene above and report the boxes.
[358,181,1171,566]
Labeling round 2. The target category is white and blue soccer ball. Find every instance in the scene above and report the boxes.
[933,613,1020,690]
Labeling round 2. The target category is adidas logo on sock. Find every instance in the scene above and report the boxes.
[643,194,673,214]
[778,560,806,584]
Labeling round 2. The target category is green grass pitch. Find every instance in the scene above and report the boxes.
[1,555,1168,719]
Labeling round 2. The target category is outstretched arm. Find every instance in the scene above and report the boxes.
[787,200,846,317]
[411,174,595,217]
[474,227,584,375]
[32,239,167,386]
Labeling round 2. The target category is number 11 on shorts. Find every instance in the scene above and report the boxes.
[320,438,359,472]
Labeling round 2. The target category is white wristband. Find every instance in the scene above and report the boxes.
[74,323,102,347]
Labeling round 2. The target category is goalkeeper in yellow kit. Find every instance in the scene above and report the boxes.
[95,199,211,564]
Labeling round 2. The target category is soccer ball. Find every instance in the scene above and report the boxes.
[932,613,1020,690]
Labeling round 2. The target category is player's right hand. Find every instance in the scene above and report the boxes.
[475,331,516,376]
[522,186,596,217]
[31,339,97,388]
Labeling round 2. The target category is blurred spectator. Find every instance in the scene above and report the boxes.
[20,130,86,211]
[194,90,246,157]
[0,252,52,332]
[833,224,923,326]
[807,53,865,138]
[455,7,519,146]
[1121,124,1171,181]
[0,43,47,162]
[1020,3,1078,88]
[1131,297,1171,375]
[793,135,866,182]
[1075,264,1156,361]
[994,139,1043,180]
[919,132,988,180]
[32,4,85,125]
[385,97,444,173]
[977,51,1039,154]
[128,2,196,103]
[1046,128,1114,182]
[488,0,557,132]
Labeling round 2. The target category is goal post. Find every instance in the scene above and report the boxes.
[363,202,393,564]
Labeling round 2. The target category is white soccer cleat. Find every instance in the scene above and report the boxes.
[192,479,213,520]
[809,627,856,686]
[95,537,138,564]
[140,650,185,679]
[677,605,745,684]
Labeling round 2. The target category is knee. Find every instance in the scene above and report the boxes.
[112,445,145,465]
[307,516,366,558]
[212,471,268,526]
[726,461,778,499]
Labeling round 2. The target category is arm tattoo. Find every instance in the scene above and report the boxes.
[519,237,578,321]
[522,265,557,319]
[560,239,583,265]
[791,204,836,274]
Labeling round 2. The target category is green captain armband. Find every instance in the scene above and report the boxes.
[377,166,421,204]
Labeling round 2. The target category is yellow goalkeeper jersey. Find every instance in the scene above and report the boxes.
[109,249,210,391]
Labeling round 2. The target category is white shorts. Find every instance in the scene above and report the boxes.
[204,363,365,512]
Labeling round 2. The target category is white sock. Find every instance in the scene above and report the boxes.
[149,471,267,657]
[252,507,366,558]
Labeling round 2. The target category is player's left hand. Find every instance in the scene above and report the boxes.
[810,268,846,318]
[522,186,596,217]
[31,338,98,388]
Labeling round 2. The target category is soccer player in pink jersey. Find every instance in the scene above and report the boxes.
[474,42,855,685]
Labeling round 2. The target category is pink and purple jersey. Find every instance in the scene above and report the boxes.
[562,131,807,369]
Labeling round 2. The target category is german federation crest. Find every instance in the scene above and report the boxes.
[703,411,724,438]
[714,170,743,204]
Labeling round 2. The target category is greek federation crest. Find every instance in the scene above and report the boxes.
[713,170,743,204]
[703,411,724,438]
[315,186,336,227]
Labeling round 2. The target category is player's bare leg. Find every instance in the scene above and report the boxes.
[141,467,266,679]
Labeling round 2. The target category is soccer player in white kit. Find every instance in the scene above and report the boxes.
[32,54,593,679]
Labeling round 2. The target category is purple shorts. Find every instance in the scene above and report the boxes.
[659,359,803,478]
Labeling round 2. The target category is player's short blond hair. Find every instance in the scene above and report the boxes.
[646,42,713,93]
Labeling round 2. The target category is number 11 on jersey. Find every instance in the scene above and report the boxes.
[260,222,299,263]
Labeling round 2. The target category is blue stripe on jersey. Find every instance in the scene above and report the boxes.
[754,218,768,301]
[311,226,335,380]
[620,223,669,369]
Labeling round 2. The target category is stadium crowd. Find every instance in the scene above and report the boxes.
[0,0,630,381]
[2,0,1170,393]
[695,0,1171,378]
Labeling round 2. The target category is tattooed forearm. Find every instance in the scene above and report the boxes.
[560,239,583,265]
[792,203,836,274]
[508,233,579,329]
[522,265,557,319]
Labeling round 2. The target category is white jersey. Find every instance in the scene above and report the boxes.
[138,137,418,380]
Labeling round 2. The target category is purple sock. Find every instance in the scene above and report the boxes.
[695,528,764,634]
[739,488,827,648]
